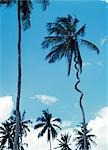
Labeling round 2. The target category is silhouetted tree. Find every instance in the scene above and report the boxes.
[74,123,96,150]
[0,0,49,149]
[0,110,31,150]
[54,133,72,150]
[34,109,62,150]
[42,14,99,150]
[0,121,13,150]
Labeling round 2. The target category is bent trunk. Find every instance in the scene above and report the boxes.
[13,1,21,150]
[74,54,87,150]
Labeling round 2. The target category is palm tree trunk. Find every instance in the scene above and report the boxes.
[74,55,87,150]
[13,1,21,150]
[49,139,52,150]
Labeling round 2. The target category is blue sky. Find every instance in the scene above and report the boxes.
[0,0,108,128]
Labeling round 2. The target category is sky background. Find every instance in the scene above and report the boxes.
[0,0,108,149]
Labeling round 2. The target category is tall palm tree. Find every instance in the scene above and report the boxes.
[34,109,62,150]
[0,110,32,150]
[74,123,96,150]
[54,133,72,150]
[42,15,99,150]
[0,0,49,149]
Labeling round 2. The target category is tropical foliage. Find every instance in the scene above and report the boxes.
[74,123,96,150]
[0,110,31,150]
[34,109,62,150]
[54,133,72,150]
[42,14,99,150]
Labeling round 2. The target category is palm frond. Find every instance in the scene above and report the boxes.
[38,125,47,138]
[34,123,45,129]
[36,0,49,11]
[53,124,62,130]
[20,0,33,31]
[81,39,99,54]
[0,0,16,6]
[52,118,62,123]
[42,36,65,48]
[76,24,86,37]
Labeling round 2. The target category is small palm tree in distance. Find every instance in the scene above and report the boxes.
[34,108,62,150]
[54,133,72,150]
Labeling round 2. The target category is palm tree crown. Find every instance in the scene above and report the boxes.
[42,14,99,76]
[0,121,13,150]
[54,133,72,150]
[34,109,62,150]
[74,123,96,150]
[0,110,32,150]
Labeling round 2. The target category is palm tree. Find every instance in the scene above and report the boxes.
[42,15,99,150]
[0,0,49,149]
[0,121,13,150]
[54,133,72,150]
[34,109,62,150]
[74,123,96,150]
[0,110,32,150]
[8,110,32,150]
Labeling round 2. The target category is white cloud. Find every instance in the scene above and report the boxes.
[83,62,92,67]
[88,106,108,150]
[0,96,13,122]
[62,120,73,128]
[83,61,103,68]
[24,106,108,150]
[100,37,108,46]
[31,94,58,105]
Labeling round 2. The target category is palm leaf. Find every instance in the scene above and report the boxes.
[0,0,16,6]
[20,0,33,30]
[34,123,45,129]
[81,39,99,54]
[76,24,86,37]
[36,0,49,11]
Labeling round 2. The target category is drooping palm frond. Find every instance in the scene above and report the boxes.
[81,39,99,54]
[20,0,33,30]
[36,0,49,11]
[0,0,16,6]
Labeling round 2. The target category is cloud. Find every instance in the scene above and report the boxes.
[24,106,108,150]
[0,96,13,122]
[83,62,92,67]
[31,94,58,105]
[88,106,108,150]
[62,120,73,128]
[83,61,103,68]
[100,37,108,46]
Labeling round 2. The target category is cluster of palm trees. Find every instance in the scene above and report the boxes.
[0,0,99,150]
[0,109,96,150]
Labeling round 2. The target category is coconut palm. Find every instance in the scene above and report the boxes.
[54,133,72,150]
[74,123,96,150]
[42,14,99,150]
[0,121,13,150]
[8,110,32,150]
[34,109,62,150]
[0,0,49,149]
[0,110,32,150]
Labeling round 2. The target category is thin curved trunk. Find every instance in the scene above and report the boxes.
[49,139,52,150]
[13,1,21,150]
[74,54,87,150]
